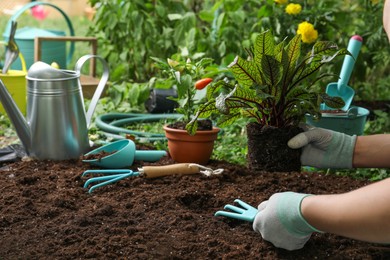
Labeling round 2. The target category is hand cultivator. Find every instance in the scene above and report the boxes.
[215,199,258,222]
[82,163,224,193]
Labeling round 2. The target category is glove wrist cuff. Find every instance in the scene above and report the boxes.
[277,192,322,236]
[323,134,357,169]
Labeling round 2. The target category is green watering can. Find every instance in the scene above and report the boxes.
[3,1,75,70]
[305,106,369,136]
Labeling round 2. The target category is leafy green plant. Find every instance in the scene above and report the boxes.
[0,114,13,136]
[88,0,190,83]
[150,56,217,125]
[364,110,390,135]
[187,30,347,134]
[212,117,249,165]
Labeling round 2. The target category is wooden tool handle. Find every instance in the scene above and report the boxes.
[141,163,200,178]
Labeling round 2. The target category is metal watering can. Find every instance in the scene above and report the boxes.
[0,55,109,160]
[3,1,75,70]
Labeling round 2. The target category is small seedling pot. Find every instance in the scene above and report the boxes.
[305,106,369,136]
[163,125,220,165]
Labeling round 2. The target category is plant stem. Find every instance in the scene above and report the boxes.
[185,88,192,123]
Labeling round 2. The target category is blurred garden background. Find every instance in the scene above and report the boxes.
[0,0,389,179]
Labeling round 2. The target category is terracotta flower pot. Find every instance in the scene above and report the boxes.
[163,125,220,164]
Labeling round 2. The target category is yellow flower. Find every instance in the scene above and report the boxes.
[285,3,302,15]
[297,21,318,44]
[274,0,288,5]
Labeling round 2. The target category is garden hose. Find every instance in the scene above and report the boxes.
[94,113,183,142]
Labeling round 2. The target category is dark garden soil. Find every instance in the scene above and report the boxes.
[246,123,302,172]
[0,152,390,259]
[168,119,213,130]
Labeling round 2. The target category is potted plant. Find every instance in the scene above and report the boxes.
[186,30,348,172]
[152,56,220,164]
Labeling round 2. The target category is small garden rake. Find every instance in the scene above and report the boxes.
[215,199,258,222]
[82,163,224,193]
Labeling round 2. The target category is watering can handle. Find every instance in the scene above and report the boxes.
[4,1,75,67]
[75,55,110,128]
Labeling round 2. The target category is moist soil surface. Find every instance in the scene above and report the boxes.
[168,119,213,130]
[0,152,389,259]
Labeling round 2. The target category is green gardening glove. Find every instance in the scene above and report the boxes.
[253,192,321,251]
[287,127,357,169]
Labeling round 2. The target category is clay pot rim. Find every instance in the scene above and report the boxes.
[163,125,220,135]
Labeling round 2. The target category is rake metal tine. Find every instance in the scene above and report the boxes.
[223,204,245,214]
[87,172,135,193]
[82,169,131,177]
[214,199,258,222]
[234,199,257,211]
[215,203,245,219]
[83,173,128,188]
[214,210,243,220]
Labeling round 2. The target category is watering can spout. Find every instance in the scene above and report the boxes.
[0,79,31,153]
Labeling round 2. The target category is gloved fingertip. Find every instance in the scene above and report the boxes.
[257,200,268,211]
[287,133,309,149]
[287,139,297,149]
[298,123,313,131]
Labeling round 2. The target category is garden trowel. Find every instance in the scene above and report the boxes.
[82,139,167,168]
[324,35,363,111]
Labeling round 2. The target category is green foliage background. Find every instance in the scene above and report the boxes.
[88,0,390,102]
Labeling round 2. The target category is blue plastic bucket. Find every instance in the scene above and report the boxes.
[305,106,369,136]
[3,1,75,70]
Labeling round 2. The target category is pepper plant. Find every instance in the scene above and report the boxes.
[186,30,348,134]
[151,56,217,126]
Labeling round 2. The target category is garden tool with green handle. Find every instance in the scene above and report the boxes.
[82,163,224,193]
[216,193,321,251]
[3,1,75,70]
[83,139,168,169]
[324,35,363,111]
[2,21,19,74]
